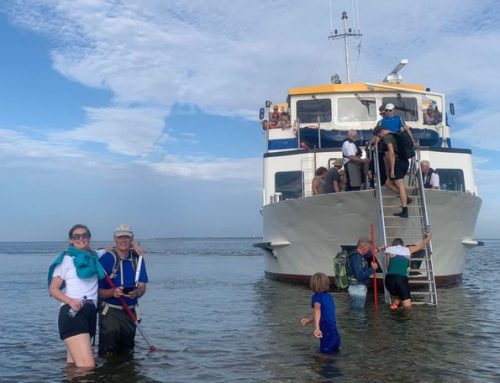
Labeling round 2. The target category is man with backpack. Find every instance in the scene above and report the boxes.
[347,237,379,309]
[373,125,412,218]
[98,224,149,356]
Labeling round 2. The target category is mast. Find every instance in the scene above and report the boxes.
[328,11,362,83]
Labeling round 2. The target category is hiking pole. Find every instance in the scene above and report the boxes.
[104,274,158,352]
[370,223,379,310]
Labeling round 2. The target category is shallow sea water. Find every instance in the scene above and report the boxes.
[0,238,499,382]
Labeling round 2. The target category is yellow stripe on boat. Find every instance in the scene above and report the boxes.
[288,83,426,95]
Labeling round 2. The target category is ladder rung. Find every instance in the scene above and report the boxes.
[412,301,437,305]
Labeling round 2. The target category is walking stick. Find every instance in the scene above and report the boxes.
[104,273,157,352]
[370,223,378,310]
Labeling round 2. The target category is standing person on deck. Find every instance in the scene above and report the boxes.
[98,224,148,356]
[342,130,370,191]
[301,273,341,354]
[347,237,379,309]
[48,224,105,369]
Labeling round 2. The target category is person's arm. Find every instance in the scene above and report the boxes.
[49,276,83,312]
[408,231,432,254]
[351,254,375,281]
[333,180,340,193]
[432,173,440,189]
[348,154,369,164]
[313,302,322,338]
[312,178,320,195]
[300,316,313,326]
[99,285,125,299]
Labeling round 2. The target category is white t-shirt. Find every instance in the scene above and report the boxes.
[52,255,98,302]
[342,140,357,165]
[429,172,440,189]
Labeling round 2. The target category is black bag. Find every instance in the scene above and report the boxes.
[391,130,415,160]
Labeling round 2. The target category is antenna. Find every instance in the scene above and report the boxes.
[328,11,362,83]
[383,59,409,83]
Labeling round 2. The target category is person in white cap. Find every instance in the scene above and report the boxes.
[378,103,405,133]
[98,224,149,356]
[383,231,432,309]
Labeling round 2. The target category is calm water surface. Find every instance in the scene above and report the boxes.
[0,238,499,382]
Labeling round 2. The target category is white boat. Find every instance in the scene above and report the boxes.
[254,12,482,290]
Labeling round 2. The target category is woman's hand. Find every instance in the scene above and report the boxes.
[68,297,83,312]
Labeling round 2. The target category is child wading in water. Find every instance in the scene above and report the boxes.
[301,273,341,354]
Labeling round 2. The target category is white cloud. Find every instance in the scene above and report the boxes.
[52,106,168,156]
[5,0,499,157]
[143,155,261,182]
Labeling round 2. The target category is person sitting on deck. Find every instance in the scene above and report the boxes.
[421,160,440,189]
[347,237,379,309]
[423,104,443,125]
[267,105,281,129]
[277,109,290,129]
[384,231,433,310]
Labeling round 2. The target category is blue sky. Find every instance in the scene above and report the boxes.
[0,0,498,241]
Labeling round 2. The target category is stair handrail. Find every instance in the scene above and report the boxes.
[371,142,391,304]
[412,144,438,306]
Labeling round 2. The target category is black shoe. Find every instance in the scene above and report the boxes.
[407,197,413,205]
[394,210,409,218]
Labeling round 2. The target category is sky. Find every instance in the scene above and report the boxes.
[0,0,498,241]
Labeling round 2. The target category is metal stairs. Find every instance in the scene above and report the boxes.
[372,142,438,307]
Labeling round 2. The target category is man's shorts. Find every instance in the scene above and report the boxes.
[384,274,411,301]
[58,302,97,340]
[391,158,409,180]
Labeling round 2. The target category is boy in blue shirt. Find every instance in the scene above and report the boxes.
[301,273,340,354]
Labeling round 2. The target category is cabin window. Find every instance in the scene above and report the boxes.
[297,99,332,124]
[382,97,418,121]
[338,97,376,122]
[275,171,303,199]
[435,168,465,192]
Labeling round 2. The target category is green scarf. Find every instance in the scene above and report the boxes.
[47,246,106,287]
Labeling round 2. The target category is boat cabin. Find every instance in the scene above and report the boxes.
[260,83,477,205]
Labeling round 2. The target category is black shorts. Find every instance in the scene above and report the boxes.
[58,302,97,340]
[384,274,411,301]
[392,158,409,180]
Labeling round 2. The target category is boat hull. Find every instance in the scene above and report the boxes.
[260,190,481,288]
